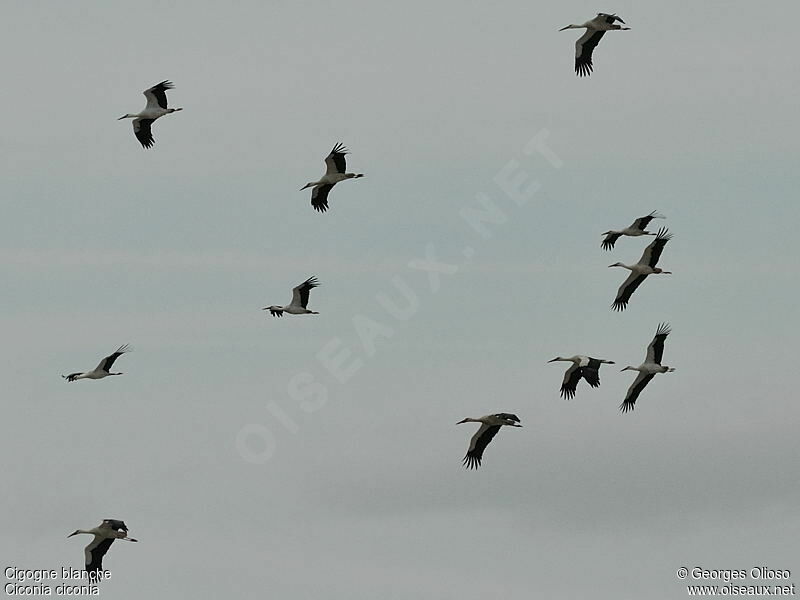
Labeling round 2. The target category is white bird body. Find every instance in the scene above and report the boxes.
[301,143,364,213]
[560,13,630,76]
[118,81,182,148]
[456,413,521,469]
[620,323,675,413]
[63,345,130,382]
[548,355,615,399]
[617,228,650,237]
[611,262,666,276]
[68,519,138,580]
[264,277,320,317]
[317,172,354,186]
[626,363,673,376]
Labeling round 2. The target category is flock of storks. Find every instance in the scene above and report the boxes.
[58,11,677,584]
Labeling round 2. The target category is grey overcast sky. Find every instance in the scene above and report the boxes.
[1,1,798,598]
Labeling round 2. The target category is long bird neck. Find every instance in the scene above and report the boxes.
[549,357,575,363]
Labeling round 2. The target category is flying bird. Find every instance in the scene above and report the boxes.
[609,228,673,311]
[548,355,615,399]
[457,413,521,469]
[263,277,320,317]
[620,323,675,413]
[68,519,138,581]
[63,345,130,382]
[602,211,665,250]
[559,13,630,76]
[301,143,364,212]
[118,81,182,148]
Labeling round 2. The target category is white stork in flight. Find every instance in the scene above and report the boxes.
[548,355,615,399]
[559,13,630,76]
[609,227,673,311]
[620,323,675,413]
[118,81,182,148]
[602,211,665,250]
[457,413,521,469]
[63,345,130,382]
[68,519,138,581]
[263,277,320,317]
[301,143,364,213]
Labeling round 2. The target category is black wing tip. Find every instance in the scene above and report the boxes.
[655,227,672,241]
[462,454,481,469]
[155,80,174,89]
[330,142,349,155]
[575,61,593,76]
[601,241,614,250]
[560,386,576,399]
[611,300,628,311]
[303,276,320,288]
[619,400,635,413]
[312,201,329,213]
[655,322,672,337]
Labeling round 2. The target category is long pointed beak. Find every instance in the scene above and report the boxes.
[67,532,78,538]
[547,358,558,363]
[117,115,127,120]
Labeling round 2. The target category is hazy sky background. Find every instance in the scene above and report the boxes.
[1,1,798,598]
